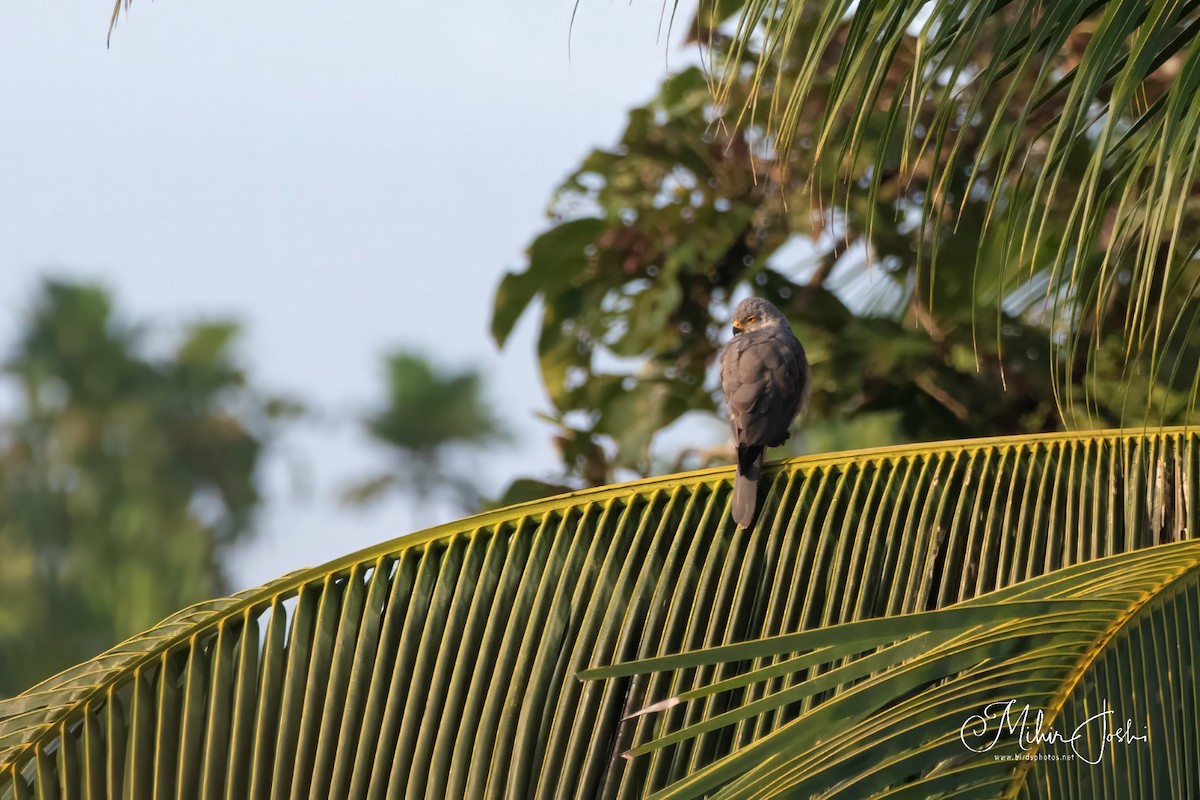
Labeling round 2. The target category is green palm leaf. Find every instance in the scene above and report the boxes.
[706,0,1200,419]
[2,428,1198,797]
[583,541,1200,798]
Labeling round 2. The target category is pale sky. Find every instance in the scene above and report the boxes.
[0,0,707,588]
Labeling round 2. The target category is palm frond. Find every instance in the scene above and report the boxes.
[584,540,1200,798]
[2,427,1198,797]
[708,0,1200,422]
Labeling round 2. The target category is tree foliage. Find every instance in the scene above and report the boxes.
[493,1,1200,489]
[343,351,507,511]
[0,280,289,696]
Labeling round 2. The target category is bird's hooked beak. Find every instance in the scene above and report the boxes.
[731,320,745,336]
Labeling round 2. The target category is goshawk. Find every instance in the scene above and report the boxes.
[719,296,810,528]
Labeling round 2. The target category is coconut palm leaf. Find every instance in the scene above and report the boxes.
[583,540,1200,798]
[699,0,1200,420]
[1,427,1198,798]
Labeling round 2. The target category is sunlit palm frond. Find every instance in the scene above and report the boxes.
[702,0,1200,423]
[2,427,1198,797]
[584,541,1200,798]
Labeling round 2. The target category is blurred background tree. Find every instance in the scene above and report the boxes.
[493,1,1200,490]
[342,351,506,514]
[0,280,294,696]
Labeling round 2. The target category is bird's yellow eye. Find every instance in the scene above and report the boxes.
[746,315,757,324]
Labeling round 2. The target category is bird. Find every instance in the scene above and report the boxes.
[719,296,810,528]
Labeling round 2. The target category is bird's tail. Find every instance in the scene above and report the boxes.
[732,445,764,528]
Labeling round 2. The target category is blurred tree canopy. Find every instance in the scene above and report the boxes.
[343,351,506,513]
[0,280,291,696]
[493,1,1200,488]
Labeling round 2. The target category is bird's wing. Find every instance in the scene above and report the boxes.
[720,330,806,447]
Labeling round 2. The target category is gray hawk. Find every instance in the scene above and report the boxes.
[719,296,810,528]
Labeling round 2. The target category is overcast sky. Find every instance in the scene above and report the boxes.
[0,0,709,588]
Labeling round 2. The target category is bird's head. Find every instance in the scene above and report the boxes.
[730,297,788,336]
